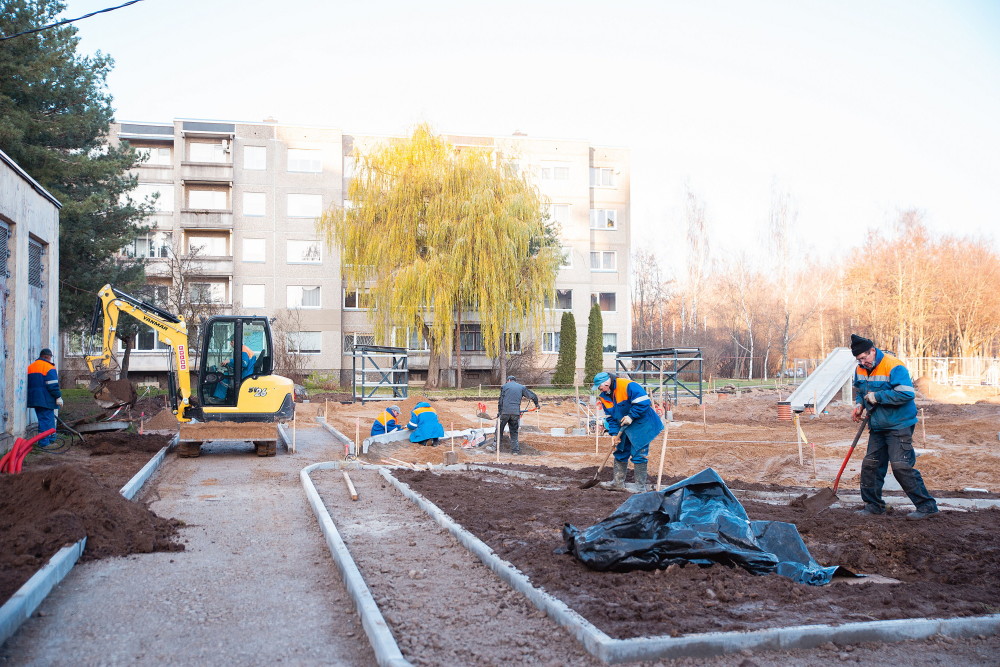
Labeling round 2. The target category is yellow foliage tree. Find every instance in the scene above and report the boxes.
[318,124,562,388]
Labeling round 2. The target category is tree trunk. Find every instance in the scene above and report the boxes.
[425,327,442,389]
[455,309,463,390]
[498,336,508,384]
[120,338,132,380]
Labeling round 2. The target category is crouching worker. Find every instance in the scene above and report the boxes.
[593,371,663,492]
[371,405,403,437]
[407,401,445,446]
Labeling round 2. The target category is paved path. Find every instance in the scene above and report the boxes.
[0,427,376,666]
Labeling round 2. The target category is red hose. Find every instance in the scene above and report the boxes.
[1,428,56,474]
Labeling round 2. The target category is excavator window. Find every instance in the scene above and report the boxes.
[199,317,274,407]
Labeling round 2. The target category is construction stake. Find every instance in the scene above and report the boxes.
[792,414,804,466]
[656,422,669,491]
[342,471,359,501]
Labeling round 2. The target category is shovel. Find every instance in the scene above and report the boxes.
[579,425,627,489]
[799,409,871,513]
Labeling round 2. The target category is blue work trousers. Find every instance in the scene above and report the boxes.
[860,426,937,513]
[35,408,56,446]
[612,432,649,465]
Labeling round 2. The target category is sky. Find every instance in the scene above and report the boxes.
[61,0,1000,274]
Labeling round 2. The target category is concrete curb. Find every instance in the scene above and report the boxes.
[381,466,1000,663]
[300,462,411,667]
[0,435,174,645]
[315,417,354,451]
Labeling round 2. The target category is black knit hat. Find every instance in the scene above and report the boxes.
[850,334,874,356]
[39,348,53,358]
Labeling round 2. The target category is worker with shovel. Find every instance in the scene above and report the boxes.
[593,371,663,492]
[497,375,540,455]
[850,334,939,520]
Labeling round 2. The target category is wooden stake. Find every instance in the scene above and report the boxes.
[354,417,360,458]
[656,423,669,491]
[325,399,329,421]
[702,401,707,434]
[793,414,804,466]
[450,423,455,452]
[292,409,297,454]
[920,408,927,445]
[495,417,500,463]
[575,385,580,421]
[342,471,359,501]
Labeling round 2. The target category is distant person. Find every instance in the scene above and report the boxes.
[593,371,663,492]
[497,375,540,455]
[214,342,256,401]
[850,334,939,520]
[371,405,403,436]
[27,348,62,446]
[407,401,445,446]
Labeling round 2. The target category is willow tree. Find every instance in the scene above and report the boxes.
[318,124,562,388]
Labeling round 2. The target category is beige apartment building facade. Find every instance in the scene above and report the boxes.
[71,119,630,386]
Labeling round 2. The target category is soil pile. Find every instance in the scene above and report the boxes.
[143,408,180,431]
[397,467,1000,638]
[77,432,172,456]
[0,465,184,604]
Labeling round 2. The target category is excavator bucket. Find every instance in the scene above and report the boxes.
[93,378,137,410]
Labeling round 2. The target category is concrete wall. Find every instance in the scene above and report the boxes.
[0,149,61,445]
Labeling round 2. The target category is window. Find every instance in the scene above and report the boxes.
[343,156,356,179]
[344,332,375,353]
[244,145,266,170]
[113,324,171,353]
[559,246,573,269]
[243,238,265,262]
[148,285,169,306]
[287,331,322,354]
[187,188,228,210]
[392,327,430,351]
[64,332,85,356]
[545,289,572,310]
[243,192,265,216]
[540,161,570,180]
[187,235,228,256]
[591,292,617,312]
[590,167,615,187]
[137,145,171,166]
[590,209,618,230]
[128,232,172,258]
[288,148,322,173]
[287,193,322,218]
[343,288,372,310]
[504,332,521,354]
[459,324,484,352]
[134,183,174,212]
[590,251,617,271]
[188,140,229,163]
[243,284,265,308]
[287,240,322,263]
[602,333,618,353]
[542,331,560,353]
[288,285,321,309]
[28,240,43,287]
[190,282,226,304]
[549,204,569,225]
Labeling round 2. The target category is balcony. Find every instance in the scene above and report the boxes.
[182,255,234,277]
[181,210,233,229]
[181,161,233,183]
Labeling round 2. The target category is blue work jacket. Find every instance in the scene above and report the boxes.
[407,402,445,442]
[597,376,663,449]
[27,357,61,409]
[853,349,918,431]
[371,409,402,436]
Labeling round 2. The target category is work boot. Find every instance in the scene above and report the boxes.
[600,461,627,491]
[905,509,940,521]
[855,506,885,516]
[630,463,648,493]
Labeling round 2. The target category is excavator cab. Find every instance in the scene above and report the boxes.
[196,316,293,422]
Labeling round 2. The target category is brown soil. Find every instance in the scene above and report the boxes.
[396,467,1000,638]
[0,465,184,604]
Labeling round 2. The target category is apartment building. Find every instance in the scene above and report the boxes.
[73,119,630,386]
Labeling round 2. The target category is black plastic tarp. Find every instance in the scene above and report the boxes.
[561,468,852,585]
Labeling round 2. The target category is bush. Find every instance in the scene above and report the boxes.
[552,311,577,385]
[584,303,604,384]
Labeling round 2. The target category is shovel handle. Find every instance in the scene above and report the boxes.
[832,411,871,494]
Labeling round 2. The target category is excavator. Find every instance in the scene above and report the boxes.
[86,284,294,457]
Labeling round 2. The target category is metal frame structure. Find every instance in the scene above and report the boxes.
[352,345,408,403]
[615,348,703,405]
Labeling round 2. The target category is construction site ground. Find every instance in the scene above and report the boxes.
[2,382,999,665]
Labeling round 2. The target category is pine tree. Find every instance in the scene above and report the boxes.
[584,303,604,384]
[319,124,562,388]
[552,311,577,385]
[1,0,150,328]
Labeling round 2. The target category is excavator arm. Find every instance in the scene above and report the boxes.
[86,284,195,422]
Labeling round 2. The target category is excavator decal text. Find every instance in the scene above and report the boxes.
[177,345,188,370]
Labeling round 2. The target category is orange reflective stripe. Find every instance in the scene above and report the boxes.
[613,378,630,403]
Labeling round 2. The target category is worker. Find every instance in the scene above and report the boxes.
[27,348,62,446]
[407,401,445,446]
[850,334,939,520]
[214,342,256,400]
[371,405,403,436]
[497,375,540,455]
[593,371,663,492]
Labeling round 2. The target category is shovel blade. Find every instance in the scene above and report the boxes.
[798,487,840,513]
[579,477,600,489]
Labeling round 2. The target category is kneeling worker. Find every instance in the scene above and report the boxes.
[593,371,663,491]
[371,405,403,437]
[407,401,445,446]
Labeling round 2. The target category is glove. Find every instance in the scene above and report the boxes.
[620,415,633,427]
[865,392,878,405]
[56,398,64,408]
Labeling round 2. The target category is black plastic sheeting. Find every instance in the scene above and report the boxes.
[561,468,854,585]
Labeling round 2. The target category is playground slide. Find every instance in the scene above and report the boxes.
[787,347,857,414]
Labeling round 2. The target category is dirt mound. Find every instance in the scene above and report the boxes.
[78,432,173,455]
[0,465,184,603]
[143,408,180,431]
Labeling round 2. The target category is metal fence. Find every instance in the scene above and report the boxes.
[901,357,1000,386]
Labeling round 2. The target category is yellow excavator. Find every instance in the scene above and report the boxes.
[86,284,294,457]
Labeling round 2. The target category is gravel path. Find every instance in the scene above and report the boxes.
[0,432,375,666]
[311,467,602,666]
